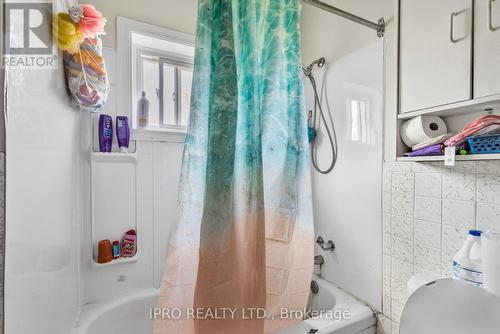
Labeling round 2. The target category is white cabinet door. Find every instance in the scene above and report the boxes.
[475,0,500,98]
[400,0,473,113]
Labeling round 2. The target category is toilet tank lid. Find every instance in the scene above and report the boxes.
[400,278,500,334]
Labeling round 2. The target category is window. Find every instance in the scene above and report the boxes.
[117,17,195,133]
[347,98,373,144]
[137,53,194,127]
[133,34,194,129]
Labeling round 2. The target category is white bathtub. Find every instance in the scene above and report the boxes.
[73,276,376,334]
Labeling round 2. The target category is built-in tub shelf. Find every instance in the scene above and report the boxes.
[397,153,500,162]
[92,255,139,268]
[398,94,500,120]
[91,151,137,162]
[91,150,138,268]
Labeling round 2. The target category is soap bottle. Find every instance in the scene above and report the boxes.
[98,114,113,153]
[452,230,483,286]
[137,92,149,128]
[116,116,130,153]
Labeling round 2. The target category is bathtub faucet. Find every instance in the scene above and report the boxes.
[316,236,335,251]
[314,255,324,266]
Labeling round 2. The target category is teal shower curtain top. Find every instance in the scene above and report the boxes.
[155,1,314,333]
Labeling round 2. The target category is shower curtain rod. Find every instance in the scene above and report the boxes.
[302,0,385,38]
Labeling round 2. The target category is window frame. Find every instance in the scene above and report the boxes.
[117,17,194,141]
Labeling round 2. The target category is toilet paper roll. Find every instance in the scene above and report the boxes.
[400,115,448,147]
[482,232,500,298]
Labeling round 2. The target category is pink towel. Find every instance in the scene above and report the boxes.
[445,115,500,147]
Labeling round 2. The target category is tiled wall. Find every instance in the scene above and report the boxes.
[377,160,500,334]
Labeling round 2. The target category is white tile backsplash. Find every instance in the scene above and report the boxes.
[476,202,500,233]
[391,215,413,241]
[382,160,500,328]
[392,172,414,194]
[443,173,476,201]
[477,161,500,175]
[414,196,441,223]
[414,219,441,248]
[391,237,413,263]
[390,300,404,323]
[477,174,500,203]
[412,161,446,173]
[447,161,477,174]
[442,224,469,253]
[414,243,441,274]
[415,173,442,198]
[442,199,475,228]
[391,193,413,217]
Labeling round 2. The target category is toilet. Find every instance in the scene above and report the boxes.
[400,278,500,334]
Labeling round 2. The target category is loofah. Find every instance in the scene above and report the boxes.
[78,4,106,38]
[53,12,84,54]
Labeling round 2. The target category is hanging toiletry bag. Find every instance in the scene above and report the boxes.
[54,5,109,112]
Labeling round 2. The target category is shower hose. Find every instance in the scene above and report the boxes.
[304,64,338,174]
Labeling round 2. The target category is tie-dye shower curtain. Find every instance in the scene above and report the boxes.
[155,0,314,333]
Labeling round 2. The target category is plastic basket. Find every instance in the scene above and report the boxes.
[467,134,500,154]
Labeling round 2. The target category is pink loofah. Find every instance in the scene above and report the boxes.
[78,4,106,38]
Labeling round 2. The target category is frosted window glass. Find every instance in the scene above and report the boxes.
[162,64,176,125]
[142,59,159,127]
[180,69,193,126]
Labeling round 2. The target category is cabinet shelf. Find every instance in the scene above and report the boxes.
[398,94,500,120]
[397,153,500,162]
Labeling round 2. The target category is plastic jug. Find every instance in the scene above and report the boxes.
[452,230,483,286]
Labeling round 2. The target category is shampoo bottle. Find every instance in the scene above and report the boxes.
[137,92,149,128]
[98,114,113,153]
[116,116,130,153]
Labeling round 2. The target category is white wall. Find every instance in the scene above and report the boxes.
[5,2,80,332]
[300,0,393,64]
[85,0,198,49]
[305,41,384,310]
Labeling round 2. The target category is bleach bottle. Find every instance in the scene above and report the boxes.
[452,230,483,286]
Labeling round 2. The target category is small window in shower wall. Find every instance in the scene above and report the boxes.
[135,52,194,129]
[347,99,373,145]
[126,24,195,130]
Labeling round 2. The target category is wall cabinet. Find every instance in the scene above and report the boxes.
[396,0,500,161]
[400,0,473,114]
[475,0,500,99]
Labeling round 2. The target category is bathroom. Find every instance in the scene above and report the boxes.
[1,0,500,333]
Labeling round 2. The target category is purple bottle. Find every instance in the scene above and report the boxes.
[99,114,113,152]
[116,116,130,153]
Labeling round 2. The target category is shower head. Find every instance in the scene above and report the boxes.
[315,57,326,68]
[302,57,326,76]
